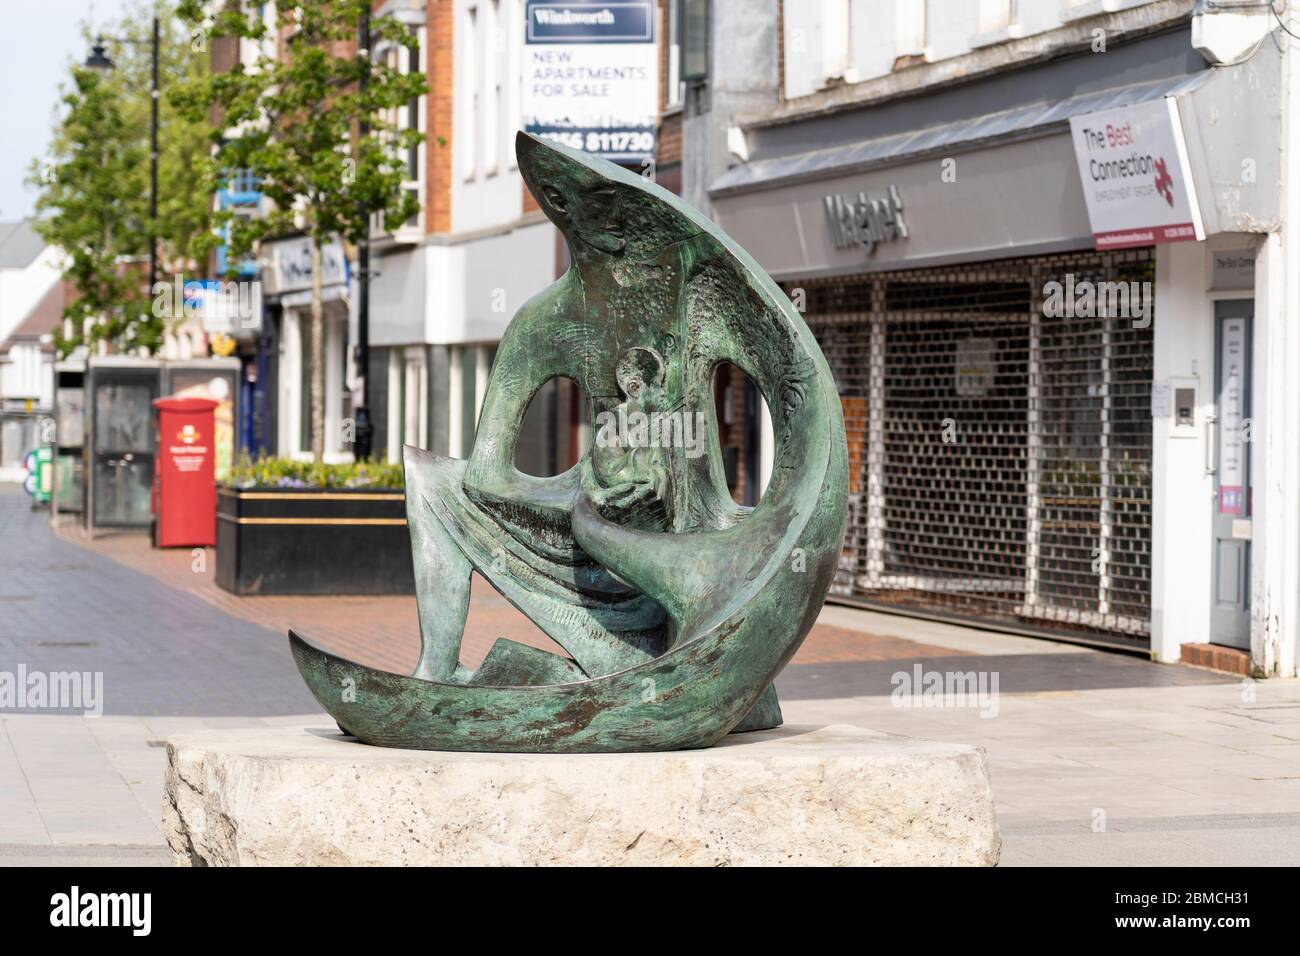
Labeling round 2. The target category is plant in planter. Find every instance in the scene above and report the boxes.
[225,456,404,491]
[216,457,413,596]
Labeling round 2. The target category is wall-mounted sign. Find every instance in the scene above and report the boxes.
[1218,316,1249,516]
[1211,247,1256,291]
[265,237,349,297]
[1151,380,1172,418]
[823,185,908,256]
[523,1,657,164]
[1068,98,1204,250]
[955,337,996,397]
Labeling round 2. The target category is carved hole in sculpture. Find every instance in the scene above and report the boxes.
[514,376,590,477]
[710,362,770,506]
[462,572,572,670]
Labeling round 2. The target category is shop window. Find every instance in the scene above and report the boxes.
[463,5,479,181]
[484,0,500,174]
[460,346,479,451]
[665,0,684,109]
[681,0,709,82]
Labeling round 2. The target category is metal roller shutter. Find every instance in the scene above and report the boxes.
[796,248,1154,646]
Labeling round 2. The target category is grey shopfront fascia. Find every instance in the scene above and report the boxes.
[708,24,1279,647]
[710,25,1277,279]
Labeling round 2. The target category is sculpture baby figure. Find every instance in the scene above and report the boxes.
[588,346,675,530]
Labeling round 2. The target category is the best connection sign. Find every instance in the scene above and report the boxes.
[1068,97,1204,249]
[524,2,657,163]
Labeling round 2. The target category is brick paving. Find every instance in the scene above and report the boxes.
[7,483,1290,866]
[6,482,1232,718]
[1,486,317,717]
[52,506,966,678]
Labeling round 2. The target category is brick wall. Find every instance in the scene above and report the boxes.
[657,0,682,167]
[427,0,454,235]
[777,0,785,103]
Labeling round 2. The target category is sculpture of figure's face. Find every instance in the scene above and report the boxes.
[540,182,627,255]
[517,132,697,261]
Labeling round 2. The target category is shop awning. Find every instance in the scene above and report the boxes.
[711,71,1212,196]
[708,35,1278,277]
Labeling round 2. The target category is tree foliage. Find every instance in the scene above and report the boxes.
[33,68,152,355]
[175,0,425,460]
[32,1,216,357]
[175,0,425,259]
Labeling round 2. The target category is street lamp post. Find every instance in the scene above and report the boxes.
[86,16,161,297]
[353,5,374,462]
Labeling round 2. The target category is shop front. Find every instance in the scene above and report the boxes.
[711,25,1286,670]
[260,236,355,462]
[796,248,1156,648]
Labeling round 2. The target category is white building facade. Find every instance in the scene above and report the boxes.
[0,221,63,480]
[369,0,557,469]
[707,0,1297,675]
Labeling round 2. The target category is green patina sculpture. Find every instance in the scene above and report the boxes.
[289,132,848,752]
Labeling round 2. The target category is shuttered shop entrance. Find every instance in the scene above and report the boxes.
[798,249,1154,646]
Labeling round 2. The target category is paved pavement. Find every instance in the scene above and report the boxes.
[3,483,1298,866]
[1,487,318,717]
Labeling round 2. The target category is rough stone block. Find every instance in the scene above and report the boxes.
[163,723,1000,866]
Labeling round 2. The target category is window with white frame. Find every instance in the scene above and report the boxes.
[977,0,1016,34]
[485,0,501,174]
[508,0,522,167]
[463,4,479,180]
[375,24,424,235]
[665,0,683,109]
[896,0,927,57]
[821,0,851,81]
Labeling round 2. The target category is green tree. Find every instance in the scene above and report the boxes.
[31,1,216,357]
[176,0,425,461]
[32,67,151,355]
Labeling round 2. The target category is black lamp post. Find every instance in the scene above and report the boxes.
[352,4,374,461]
[86,17,161,297]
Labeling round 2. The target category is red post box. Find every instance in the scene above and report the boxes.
[153,397,219,548]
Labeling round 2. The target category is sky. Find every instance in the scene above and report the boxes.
[0,0,134,222]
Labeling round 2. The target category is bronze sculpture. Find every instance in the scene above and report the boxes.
[289,132,848,752]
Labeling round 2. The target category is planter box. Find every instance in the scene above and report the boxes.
[216,488,414,595]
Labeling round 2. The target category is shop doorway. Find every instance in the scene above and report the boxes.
[1210,300,1253,649]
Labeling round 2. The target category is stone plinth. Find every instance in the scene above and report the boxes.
[163,724,1000,866]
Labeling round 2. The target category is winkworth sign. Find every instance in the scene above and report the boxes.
[1068,98,1204,250]
[524,1,657,163]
